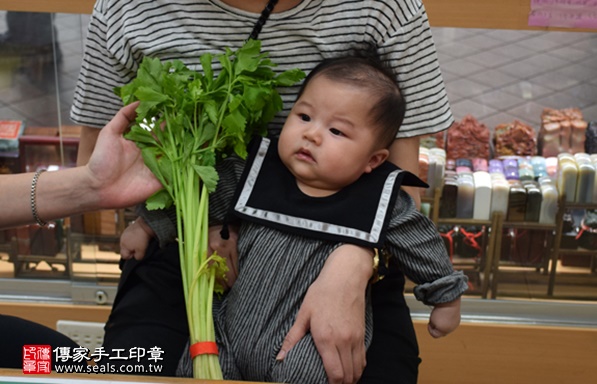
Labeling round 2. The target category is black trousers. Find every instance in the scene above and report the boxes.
[101,241,188,376]
[103,239,420,382]
[0,315,83,369]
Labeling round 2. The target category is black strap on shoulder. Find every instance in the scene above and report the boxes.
[248,0,279,40]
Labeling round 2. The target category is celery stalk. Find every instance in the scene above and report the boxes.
[115,40,304,379]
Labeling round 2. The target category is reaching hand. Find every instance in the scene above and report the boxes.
[86,102,162,209]
[276,245,373,384]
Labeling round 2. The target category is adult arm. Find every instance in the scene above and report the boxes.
[379,1,453,209]
[76,126,101,166]
[72,1,137,166]
[277,244,373,384]
[1,103,161,229]
[389,136,422,208]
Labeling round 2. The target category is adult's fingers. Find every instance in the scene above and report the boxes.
[106,102,139,136]
[276,306,310,361]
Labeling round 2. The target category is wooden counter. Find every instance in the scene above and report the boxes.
[2,301,596,384]
[0,368,261,383]
[416,321,597,384]
[2,322,596,384]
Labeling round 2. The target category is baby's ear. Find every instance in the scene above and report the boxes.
[365,149,389,173]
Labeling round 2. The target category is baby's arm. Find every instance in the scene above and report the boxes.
[384,190,468,337]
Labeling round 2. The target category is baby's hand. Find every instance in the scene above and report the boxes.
[428,297,461,338]
[120,217,155,260]
[209,225,239,291]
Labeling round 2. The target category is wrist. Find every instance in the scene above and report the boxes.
[55,167,101,214]
[434,296,462,308]
[326,245,374,288]
[79,165,103,210]
[136,217,156,237]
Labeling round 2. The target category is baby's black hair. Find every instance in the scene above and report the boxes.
[297,51,405,148]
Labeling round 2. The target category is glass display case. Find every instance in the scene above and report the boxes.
[0,4,594,384]
[0,4,595,311]
[0,10,122,304]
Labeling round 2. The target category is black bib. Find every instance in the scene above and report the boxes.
[232,137,428,248]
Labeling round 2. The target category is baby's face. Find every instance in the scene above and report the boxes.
[278,75,389,197]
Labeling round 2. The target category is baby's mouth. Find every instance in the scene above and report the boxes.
[296,148,315,162]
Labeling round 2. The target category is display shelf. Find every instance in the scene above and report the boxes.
[423,186,597,300]
[437,218,493,226]
[498,221,557,271]
[485,196,597,299]
[489,218,556,299]
[547,198,597,296]
[499,222,556,231]
[423,188,503,299]
[424,185,558,299]
[438,215,495,299]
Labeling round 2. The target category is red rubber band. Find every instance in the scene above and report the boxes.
[190,342,219,358]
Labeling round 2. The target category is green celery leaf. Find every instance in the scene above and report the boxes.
[197,121,216,148]
[275,68,306,86]
[227,93,243,113]
[260,92,283,126]
[136,101,162,120]
[199,53,213,86]
[208,253,229,295]
[188,78,204,102]
[203,99,219,126]
[193,165,219,193]
[233,140,248,160]
[242,85,268,112]
[235,49,265,74]
[135,86,170,104]
[145,188,173,210]
[157,156,174,187]
[114,82,139,106]
[137,56,165,90]
[125,125,158,146]
[217,51,233,81]
[141,147,168,188]
[170,59,189,73]
[221,108,247,140]
[201,150,216,168]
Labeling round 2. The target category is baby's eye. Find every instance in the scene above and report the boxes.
[299,113,311,122]
[329,128,344,136]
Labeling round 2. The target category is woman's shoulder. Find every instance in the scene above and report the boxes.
[348,0,425,25]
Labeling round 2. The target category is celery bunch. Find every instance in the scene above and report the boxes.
[115,40,304,379]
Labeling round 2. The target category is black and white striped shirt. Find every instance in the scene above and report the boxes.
[70,0,453,138]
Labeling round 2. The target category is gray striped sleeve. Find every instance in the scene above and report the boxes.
[208,156,246,227]
[385,191,468,305]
